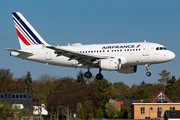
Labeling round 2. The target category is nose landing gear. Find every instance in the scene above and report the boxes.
[145,63,151,77]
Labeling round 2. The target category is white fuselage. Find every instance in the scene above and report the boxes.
[10,42,175,70]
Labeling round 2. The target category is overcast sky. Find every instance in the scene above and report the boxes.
[0,0,179,86]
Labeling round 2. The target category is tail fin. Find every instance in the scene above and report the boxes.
[12,12,49,49]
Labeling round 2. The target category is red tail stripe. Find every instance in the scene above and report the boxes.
[16,28,31,45]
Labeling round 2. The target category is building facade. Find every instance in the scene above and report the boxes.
[0,92,33,108]
[131,103,180,119]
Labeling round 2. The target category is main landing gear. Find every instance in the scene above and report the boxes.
[96,68,103,80]
[84,67,103,80]
[145,63,151,77]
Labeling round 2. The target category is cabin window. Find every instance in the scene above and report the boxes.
[103,50,105,52]
[107,50,109,52]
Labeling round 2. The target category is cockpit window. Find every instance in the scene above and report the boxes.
[156,47,167,50]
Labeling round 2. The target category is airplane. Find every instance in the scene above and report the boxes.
[6,12,175,80]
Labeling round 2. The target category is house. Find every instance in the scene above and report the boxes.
[131,91,180,119]
[131,103,180,119]
[33,99,48,115]
[0,92,33,108]
[148,91,173,103]
[164,110,180,120]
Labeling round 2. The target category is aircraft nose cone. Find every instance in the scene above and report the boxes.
[169,51,175,60]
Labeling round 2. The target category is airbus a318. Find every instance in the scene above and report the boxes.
[6,12,175,80]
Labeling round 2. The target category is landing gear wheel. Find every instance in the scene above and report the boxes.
[145,63,151,77]
[96,73,103,80]
[146,72,151,77]
[84,71,92,78]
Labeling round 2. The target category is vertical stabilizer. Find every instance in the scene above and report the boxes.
[12,12,49,49]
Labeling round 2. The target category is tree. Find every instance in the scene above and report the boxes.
[94,78,115,111]
[56,77,86,119]
[158,70,170,86]
[105,99,119,118]
[137,88,146,99]
[95,107,104,119]
[77,107,87,119]
[77,70,86,85]
[0,102,16,120]
[24,72,33,93]
[118,107,131,119]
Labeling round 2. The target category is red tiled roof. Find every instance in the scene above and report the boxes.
[148,91,173,103]
[148,91,162,102]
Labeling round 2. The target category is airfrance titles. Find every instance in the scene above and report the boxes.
[102,45,135,49]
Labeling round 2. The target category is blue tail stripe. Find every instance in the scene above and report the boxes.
[12,12,43,44]
[13,18,36,45]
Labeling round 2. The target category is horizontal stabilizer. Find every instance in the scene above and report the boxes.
[6,49,33,55]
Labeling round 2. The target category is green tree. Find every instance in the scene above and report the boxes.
[137,88,146,99]
[0,102,16,119]
[95,107,104,119]
[77,107,87,119]
[94,78,115,111]
[118,107,131,119]
[165,76,176,98]
[24,72,33,93]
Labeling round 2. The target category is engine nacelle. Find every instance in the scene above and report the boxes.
[99,58,121,71]
[118,65,137,74]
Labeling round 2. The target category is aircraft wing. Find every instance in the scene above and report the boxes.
[46,46,108,64]
[6,49,34,55]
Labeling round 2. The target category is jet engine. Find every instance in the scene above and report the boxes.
[118,65,137,74]
[99,58,126,71]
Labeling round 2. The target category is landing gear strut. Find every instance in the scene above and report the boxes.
[96,68,103,80]
[145,63,151,77]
